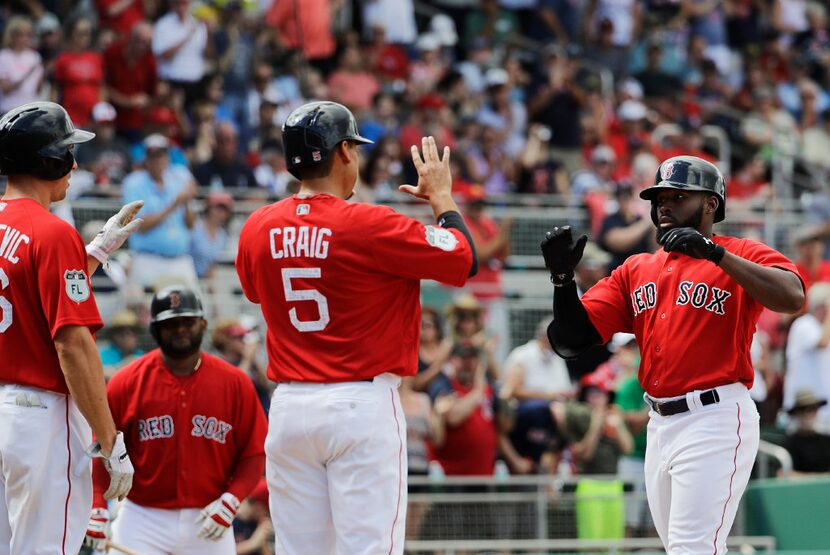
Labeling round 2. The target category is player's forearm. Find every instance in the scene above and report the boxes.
[226,454,266,501]
[54,326,117,455]
[87,254,101,275]
[430,192,459,219]
[717,252,804,313]
[549,281,603,358]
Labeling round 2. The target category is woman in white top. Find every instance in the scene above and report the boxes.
[0,16,44,114]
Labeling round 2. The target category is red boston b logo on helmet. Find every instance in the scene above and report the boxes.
[661,162,675,180]
[169,292,181,310]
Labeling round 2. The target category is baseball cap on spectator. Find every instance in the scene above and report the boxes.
[618,99,647,122]
[37,13,60,35]
[461,184,487,204]
[591,144,616,164]
[430,14,458,47]
[261,86,285,107]
[143,133,170,151]
[618,78,644,100]
[484,68,509,89]
[452,339,481,358]
[787,390,828,415]
[416,33,440,52]
[416,93,445,111]
[92,102,117,123]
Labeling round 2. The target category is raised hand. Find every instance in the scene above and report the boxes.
[540,226,588,286]
[658,227,725,264]
[399,136,452,201]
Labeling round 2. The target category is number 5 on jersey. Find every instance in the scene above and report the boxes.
[282,268,329,332]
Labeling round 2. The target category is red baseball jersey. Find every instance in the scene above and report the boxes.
[580,235,802,397]
[0,198,102,393]
[93,350,267,509]
[236,194,473,383]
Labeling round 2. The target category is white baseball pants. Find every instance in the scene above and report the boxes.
[0,384,92,555]
[644,383,760,555]
[266,373,408,555]
[111,499,235,554]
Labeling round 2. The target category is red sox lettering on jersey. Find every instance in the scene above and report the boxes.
[631,281,732,316]
[93,350,267,510]
[581,235,801,397]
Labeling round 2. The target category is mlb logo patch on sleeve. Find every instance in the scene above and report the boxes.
[64,269,90,302]
[425,226,458,252]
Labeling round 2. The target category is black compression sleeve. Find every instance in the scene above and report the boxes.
[547,281,603,359]
[438,210,478,277]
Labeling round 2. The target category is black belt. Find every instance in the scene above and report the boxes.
[646,389,720,416]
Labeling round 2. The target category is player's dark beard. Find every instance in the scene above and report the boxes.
[655,204,705,243]
[158,329,204,359]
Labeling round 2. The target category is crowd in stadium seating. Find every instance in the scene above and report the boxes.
[7,0,830,547]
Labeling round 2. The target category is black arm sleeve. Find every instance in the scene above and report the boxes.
[547,281,603,359]
[438,210,478,277]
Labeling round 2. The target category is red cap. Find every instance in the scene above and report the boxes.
[416,94,446,111]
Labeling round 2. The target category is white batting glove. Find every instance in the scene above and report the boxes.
[85,200,144,266]
[196,492,240,540]
[83,508,110,551]
[87,431,134,501]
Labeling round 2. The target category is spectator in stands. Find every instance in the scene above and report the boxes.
[802,108,830,171]
[363,25,411,84]
[152,0,209,107]
[784,390,830,473]
[36,13,62,85]
[212,319,271,414]
[465,124,515,194]
[123,133,199,291]
[0,16,44,114]
[104,20,157,143]
[52,16,103,127]
[500,317,574,406]
[740,86,799,154]
[254,141,294,197]
[446,294,502,383]
[98,309,145,379]
[192,121,258,190]
[528,44,586,176]
[585,0,643,54]
[793,226,830,292]
[785,283,830,432]
[413,306,453,396]
[409,33,450,99]
[326,44,381,114]
[464,0,520,51]
[248,87,284,155]
[556,367,634,475]
[728,155,773,210]
[583,18,628,80]
[361,0,417,46]
[518,123,569,195]
[191,191,233,282]
[213,1,256,137]
[571,145,617,236]
[265,0,337,73]
[599,181,655,272]
[461,185,511,298]
[75,101,133,190]
[96,0,148,38]
[477,67,527,158]
[633,41,682,100]
[430,340,499,477]
[505,399,567,474]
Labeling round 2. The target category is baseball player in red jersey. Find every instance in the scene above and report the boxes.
[235,101,477,555]
[0,102,138,555]
[542,155,804,554]
[83,285,268,554]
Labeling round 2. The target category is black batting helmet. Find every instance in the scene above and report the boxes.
[0,102,94,180]
[282,101,373,179]
[639,155,726,222]
[149,286,205,341]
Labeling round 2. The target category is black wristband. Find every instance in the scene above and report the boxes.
[709,244,726,265]
[437,210,478,277]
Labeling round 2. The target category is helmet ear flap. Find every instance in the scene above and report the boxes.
[150,323,159,343]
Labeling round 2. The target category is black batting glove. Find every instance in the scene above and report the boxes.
[659,227,725,265]
[541,226,588,286]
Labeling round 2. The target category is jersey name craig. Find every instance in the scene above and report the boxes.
[137,414,233,444]
[631,281,733,316]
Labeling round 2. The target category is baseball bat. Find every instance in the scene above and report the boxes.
[106,540,145,555]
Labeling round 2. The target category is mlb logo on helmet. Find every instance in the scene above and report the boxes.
[312,151,321,162]
[661,162,675,180]
[292,156,302,164]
